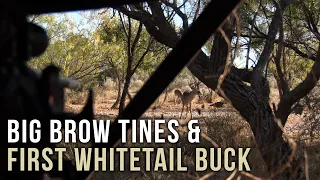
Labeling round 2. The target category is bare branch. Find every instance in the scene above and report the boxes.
[74,64,105,80]
[192,0,201,23]
[119,11,129,39]
[274,1,289,96]
[117,5,178,47]
[302,3,320,41]
[246,0,262,70]
[277,43,320,124]
[160,0,188,29]
[131,22,143,54]
[132,37,154,73]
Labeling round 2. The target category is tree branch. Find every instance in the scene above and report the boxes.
[74,64,105,80]
[246,0,262,70]
[117,6,178,47]
[253,0,288,80]
[118,11,129,39]
[131,22,143,54]
[236,31,317,61]
[302,2,320,41]
[276,43,320,124]
[192,0,201,23]
[274,2,289,96]
[132,37,154,73]
[160,0,188,29]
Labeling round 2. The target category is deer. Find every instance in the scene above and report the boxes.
[175,87,201,119]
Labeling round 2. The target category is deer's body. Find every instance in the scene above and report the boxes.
[176,89,201,119]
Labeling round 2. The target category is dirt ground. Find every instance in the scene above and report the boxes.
[62,87,320,180]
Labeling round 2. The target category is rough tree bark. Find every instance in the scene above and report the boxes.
[115,0,319,178]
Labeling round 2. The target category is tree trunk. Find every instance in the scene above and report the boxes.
[117,0,303,177]
[187,51,302,178]
[119,53,134,115]
[111,77,122,109]
[119,73,132,115]
[127,91,133,101]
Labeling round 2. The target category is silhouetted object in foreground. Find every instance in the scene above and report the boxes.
[38,65,79,114]
[28,22,49,57]
[2,7,93,179]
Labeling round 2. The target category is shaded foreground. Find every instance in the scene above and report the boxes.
[52,88,320,180]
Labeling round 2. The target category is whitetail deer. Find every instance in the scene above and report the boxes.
[175,88,201,119]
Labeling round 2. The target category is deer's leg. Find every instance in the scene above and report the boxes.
[189,103,192,119]
[180,104,184,119]
[185,103,189,116]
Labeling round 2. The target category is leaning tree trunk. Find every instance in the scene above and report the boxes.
[111,77,122,109]
[119,73,131,115]
[119,56,134,115]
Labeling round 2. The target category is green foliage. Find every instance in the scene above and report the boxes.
[268,48,314,89]
[26,0,319,94]
[28,14,110,90]
[27,11,168,91]
[97,13,168,82]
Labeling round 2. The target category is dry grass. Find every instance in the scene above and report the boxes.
[58,84,320,180]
